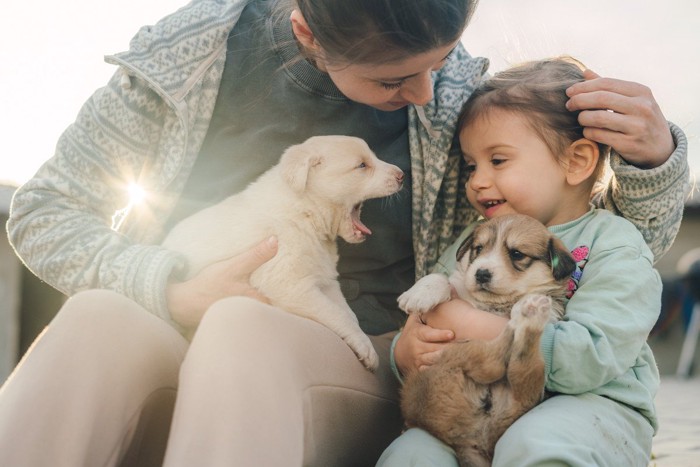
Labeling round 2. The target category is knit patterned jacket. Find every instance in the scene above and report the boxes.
[6,0,690,329]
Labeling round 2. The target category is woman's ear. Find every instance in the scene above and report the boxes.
[564,138,599,186]
[290,10,325,67]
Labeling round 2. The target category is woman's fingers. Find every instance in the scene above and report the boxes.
[566,70,674,167]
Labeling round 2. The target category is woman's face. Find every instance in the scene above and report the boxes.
[318,41,459,111]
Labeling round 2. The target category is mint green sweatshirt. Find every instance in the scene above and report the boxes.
[544,208,661,430]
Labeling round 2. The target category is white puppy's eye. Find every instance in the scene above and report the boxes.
[357,162,367,169]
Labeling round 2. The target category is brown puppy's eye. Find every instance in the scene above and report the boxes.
[469,244,483,262]
[509,249,525,261]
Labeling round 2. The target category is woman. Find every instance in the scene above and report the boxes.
[0,0,689,465]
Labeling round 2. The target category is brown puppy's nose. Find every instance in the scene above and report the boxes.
[475,268,492,285]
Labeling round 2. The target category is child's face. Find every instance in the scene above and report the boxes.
[459,109,573,227]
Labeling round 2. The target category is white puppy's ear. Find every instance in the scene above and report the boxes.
[280,145,323,192]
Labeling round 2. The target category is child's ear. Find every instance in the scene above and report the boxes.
[564,138,599,186]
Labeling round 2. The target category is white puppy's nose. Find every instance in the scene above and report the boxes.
[396,170,405,182]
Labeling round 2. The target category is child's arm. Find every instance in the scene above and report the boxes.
[542,230,661,394]
[421,299,509,342]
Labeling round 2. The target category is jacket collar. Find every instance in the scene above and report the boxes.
[105,0,253,100]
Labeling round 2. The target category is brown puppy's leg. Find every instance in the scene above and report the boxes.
[401,327,515,432]
[440,330,519,467]
[505,294,551,408]
[441,325,515,385]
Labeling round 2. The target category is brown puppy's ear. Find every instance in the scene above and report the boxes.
[456,231,475,262]
[548,236,576,281]
[280,145,322,192]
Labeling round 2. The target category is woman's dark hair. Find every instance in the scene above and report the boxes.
[458,57,610,180]
[294,0,478,65]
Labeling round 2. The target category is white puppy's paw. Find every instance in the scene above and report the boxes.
[511,294,552,330]
[398,273,452,315]
[346,333,379,372]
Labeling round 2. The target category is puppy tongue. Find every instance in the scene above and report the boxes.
[352,206,372,236]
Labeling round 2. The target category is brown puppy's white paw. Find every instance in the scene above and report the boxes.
[398,273,452,315]
[511,294,552,330]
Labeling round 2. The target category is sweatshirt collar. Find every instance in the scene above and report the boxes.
[269,11,346,101]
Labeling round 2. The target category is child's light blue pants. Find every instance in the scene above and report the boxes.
[377,392,654,466]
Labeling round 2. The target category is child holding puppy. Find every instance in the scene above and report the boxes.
[380,57,670,466]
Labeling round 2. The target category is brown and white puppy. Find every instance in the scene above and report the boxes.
[162,135,404,371]
[398,214,576,466]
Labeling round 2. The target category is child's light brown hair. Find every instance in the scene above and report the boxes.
[458,57,610,182]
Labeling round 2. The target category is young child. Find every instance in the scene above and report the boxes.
[379,57,663,466]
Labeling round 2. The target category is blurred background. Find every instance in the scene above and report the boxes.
[1,0,698,382]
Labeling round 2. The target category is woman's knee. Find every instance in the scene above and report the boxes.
[199,297,287,329]
[48,289,187,381]
[59,289,156,330]
[195,297,306,349]
[198,296,275,329]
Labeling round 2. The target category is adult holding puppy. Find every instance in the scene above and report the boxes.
[0,1,689,466]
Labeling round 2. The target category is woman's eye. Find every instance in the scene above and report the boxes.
[380,81,402,90]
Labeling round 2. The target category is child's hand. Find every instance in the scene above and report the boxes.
[394,312,455,376]
[566,69,674,169]
[166,236,279,331]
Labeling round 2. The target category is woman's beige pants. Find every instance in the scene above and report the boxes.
[0,289,402,466]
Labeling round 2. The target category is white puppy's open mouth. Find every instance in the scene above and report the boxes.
[348,203,371,242]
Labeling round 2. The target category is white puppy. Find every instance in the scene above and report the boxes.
[162,135,404,371]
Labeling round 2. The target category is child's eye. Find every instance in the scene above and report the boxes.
[491,157,506,167]
[380,81,403,90]
[464,164,476,177]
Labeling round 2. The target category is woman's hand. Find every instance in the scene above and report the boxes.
[566,69,674,169]
[166,236,279,331]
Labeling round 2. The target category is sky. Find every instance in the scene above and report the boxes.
[1,0,698,186]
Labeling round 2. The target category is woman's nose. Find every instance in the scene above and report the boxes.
[400,71,434,106]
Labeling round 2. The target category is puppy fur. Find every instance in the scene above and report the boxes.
[162,135,404,371]
[398,214,576,466]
